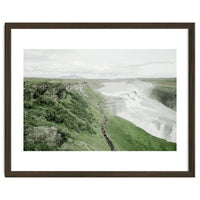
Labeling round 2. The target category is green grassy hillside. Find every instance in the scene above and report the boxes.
[105,115,176,151]
[24,78,176,151]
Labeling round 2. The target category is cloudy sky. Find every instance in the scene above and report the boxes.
[24,49,176,79]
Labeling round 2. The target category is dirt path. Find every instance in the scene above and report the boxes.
[98,103,116,151]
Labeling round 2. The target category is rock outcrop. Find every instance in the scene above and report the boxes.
[26,126,62,148]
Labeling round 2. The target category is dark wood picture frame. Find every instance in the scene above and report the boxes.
[5,23,195,177]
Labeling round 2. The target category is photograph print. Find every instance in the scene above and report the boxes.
[24,49,176,151]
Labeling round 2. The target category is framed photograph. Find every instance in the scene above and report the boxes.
[5,23,195,177]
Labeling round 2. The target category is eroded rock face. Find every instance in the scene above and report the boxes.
[27,126,62,147]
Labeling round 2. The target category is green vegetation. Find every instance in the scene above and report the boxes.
[24,78,176,151]
[24,80,98,151]
[105,115,176,151]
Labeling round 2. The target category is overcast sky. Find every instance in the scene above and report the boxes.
[24,49,176,79]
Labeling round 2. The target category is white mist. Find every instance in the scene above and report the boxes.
[98,80,176,142]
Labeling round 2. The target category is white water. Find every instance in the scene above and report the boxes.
[98,81,176,142]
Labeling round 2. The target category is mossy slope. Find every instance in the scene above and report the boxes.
[24,78,176,151]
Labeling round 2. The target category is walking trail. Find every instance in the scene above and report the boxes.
[98,103,116,151]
